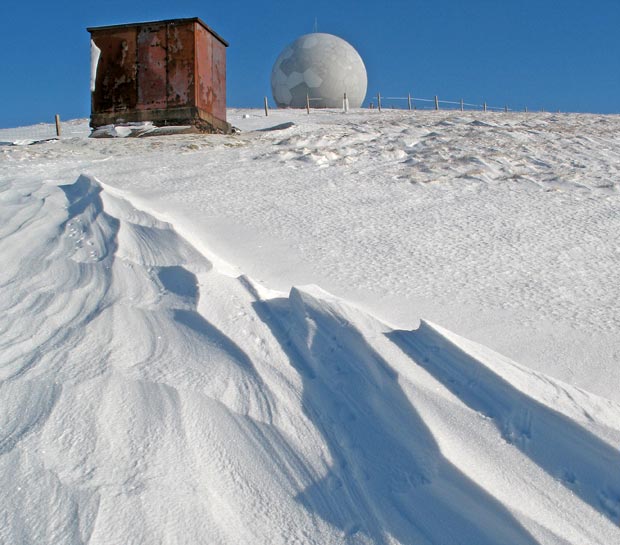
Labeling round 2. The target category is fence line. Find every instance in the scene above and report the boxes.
[263,93,548,116]
[377,94,521,112]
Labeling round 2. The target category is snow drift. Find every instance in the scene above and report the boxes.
[1,168,619,544]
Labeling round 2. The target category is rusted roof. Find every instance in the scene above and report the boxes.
[87,17,229,47]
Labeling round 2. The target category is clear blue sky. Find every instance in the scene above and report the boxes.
[1,0,619,127]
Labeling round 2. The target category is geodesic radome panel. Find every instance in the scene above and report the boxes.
[271,33,367,109]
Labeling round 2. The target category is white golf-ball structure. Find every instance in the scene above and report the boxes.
[271,33,368,109]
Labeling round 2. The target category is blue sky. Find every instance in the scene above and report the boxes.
[1,0,619,127]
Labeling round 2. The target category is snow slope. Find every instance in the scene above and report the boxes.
[3,109,619,400]
[1,110,619,544]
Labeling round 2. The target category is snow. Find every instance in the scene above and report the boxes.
[90,40,101,93]
[1,109,619,544]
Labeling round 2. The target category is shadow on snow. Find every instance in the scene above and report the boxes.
[388,323,620,525]
[252,288,540,545]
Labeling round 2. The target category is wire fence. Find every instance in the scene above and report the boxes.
[2,97,555,144]
[263,93,550,116]
[370,93,540,113]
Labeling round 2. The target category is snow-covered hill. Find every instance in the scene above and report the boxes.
[1,110,619,544]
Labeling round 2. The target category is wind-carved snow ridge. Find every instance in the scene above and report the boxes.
[254,287,540,545]
[1,173,620,544]
[0,174,280,544]
[389,323,620,525]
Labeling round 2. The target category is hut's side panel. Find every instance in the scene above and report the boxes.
[211,38,227,123]
[136,23,167,110]
[166,22,196,107]
[195,24,214,114]
[92,29,138,113]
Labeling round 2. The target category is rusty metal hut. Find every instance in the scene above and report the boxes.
[88,18,231,133]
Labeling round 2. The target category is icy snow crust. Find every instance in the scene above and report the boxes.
[1,110,620,544]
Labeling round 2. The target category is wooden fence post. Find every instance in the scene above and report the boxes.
[407,93,412,111]
[434,96,439,110]
[377,93,382,112]
[264,97,269,117]
[55,114,61,137]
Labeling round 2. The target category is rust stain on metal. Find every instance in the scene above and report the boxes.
[137,23,167,110]
[166,23,195,107]
[88,17,230,133]
[92,28,137,113]
[195,24,214,112]
[212,37,227,122]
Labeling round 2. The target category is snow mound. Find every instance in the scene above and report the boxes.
[89,123,198,138]
[1,174,619,544]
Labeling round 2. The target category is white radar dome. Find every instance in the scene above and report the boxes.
[271,33,368,109]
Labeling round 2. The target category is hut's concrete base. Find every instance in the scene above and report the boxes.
[90,106,232,134]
